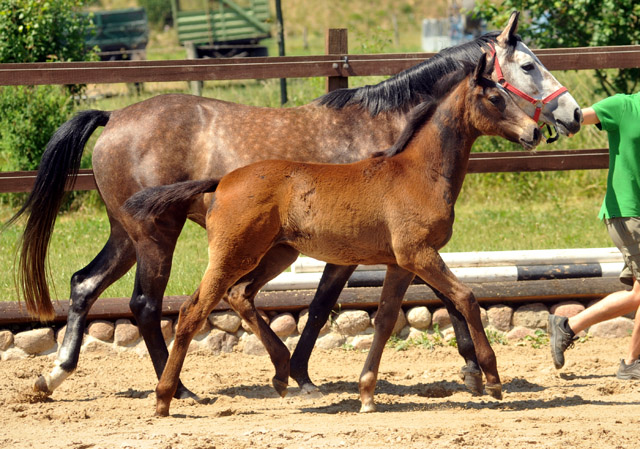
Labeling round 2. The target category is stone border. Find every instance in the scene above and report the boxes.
[0,300,635,361]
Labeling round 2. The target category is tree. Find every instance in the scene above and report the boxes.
[473,1,640,95]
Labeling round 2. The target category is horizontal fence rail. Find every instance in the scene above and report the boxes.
[1,45,640,85]
[0,149,610,193]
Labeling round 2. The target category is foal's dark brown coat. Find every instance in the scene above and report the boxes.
[123,56,541,416]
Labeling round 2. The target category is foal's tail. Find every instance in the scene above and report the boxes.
[5,110,111,321]
[122,179,220,221]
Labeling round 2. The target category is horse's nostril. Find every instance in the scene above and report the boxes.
[533,127,541,142]
[574,107,582,123]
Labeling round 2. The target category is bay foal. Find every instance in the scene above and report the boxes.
[123,54,541,416]
[13,11,578,401]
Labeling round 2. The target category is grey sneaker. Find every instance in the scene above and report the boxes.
[548,315,577,369]
[616,359,640,380]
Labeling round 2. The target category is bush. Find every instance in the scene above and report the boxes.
[0,0,94,63]
[0,1,96,207]
[0,85,74,171]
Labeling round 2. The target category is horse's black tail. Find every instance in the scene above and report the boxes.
[122,179,220,222]
[5,110,110,321]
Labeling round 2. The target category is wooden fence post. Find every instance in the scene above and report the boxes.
[326,28,349,93]
[184,41,203,96]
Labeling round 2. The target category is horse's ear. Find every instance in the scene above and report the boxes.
[496,10,519,47]
[484,53,496,77]
[473,53,488,85]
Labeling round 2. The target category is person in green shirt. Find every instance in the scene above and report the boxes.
[549,92,640,379]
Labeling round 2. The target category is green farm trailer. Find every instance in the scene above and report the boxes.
[170,0,271,58]
[85,8,149,61]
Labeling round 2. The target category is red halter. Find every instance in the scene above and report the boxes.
[487,43,568,124]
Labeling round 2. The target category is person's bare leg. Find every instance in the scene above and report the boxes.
[568,281,640,335]
[624,301,640,364]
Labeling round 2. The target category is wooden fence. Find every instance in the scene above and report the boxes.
[1,30,640,323]
[2,31,640,192]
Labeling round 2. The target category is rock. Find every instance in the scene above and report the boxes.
[270,313,297,337]
[87,320,114,342]
[506,326,536,341]
[297,309,331,336]
[13,328,55,355]
[487,304,513,332]
[161,318,173,341]
[431,307,451,329]
[333,310,371,336]
[0,330,14,351]
[114,319,140,347]
[285,335,300,352]
[550,301,585,318]
[1,347,29,361]
[200,330,239,354]
[315,332,346,350]
[56,325,67,345]
[241,310,270,333]
[405,306,432,330]
[371,308,407,335]
[512,303,548,330]
[82,337,115,354]
[208,311,242,333]
[589,317,634,338]
[350,334,374,350]
[479,307,489,328]
[407,327,427,341]
[242,333,267,356]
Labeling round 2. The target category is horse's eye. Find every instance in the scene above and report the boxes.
[489,95,501,105]
[522,63,536,72]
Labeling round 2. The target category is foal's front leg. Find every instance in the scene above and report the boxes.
[401,248,502,399]
[359,265,415,412]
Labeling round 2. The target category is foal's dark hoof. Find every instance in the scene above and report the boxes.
[272,377,288,398]
[485,383,503,400]
[458,365,483,395]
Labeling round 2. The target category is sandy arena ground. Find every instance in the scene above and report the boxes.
[1,337,640,449]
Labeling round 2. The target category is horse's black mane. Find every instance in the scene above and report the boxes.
[371,59,482,158]
[317,31,520,116]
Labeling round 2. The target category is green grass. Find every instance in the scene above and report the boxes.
[0,210,208,302]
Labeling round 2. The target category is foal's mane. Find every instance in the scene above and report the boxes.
[317,31,520,116]
[371,61,479,158]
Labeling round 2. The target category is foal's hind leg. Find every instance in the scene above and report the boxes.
[428,285,482,395]
[34,223,136,396]
[226,245,300,397]
[290,263,356,393]
[359,265,415,412]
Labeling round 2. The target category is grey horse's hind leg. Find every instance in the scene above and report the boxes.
[34,225,136,396]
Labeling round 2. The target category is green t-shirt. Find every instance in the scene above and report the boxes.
[594,92,640,219]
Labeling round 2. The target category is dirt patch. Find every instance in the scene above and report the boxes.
[1,338,640,449]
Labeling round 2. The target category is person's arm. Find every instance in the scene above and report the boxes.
[581,107,601,126]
